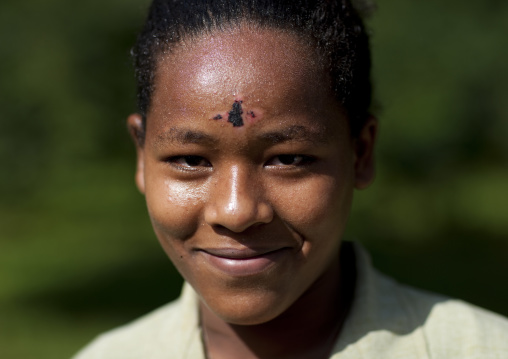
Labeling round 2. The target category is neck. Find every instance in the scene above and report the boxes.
[200,243,356,359]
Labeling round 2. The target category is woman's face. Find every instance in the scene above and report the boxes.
[129,26,375,325]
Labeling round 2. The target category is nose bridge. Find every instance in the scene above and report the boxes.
[227,165,254,213]
[205,163,272,232]
[225,165,242,214]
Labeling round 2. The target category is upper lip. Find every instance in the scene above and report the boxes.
[198,247,289,259]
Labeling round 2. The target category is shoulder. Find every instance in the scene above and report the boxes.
[72,300,181,359]
[401,285,508,358]
[336,242,508,359]
[72,283,204,359]
[380,267,508,357]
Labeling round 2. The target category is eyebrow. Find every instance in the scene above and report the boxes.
[153,124,330,149]
[154,127,218,148]
[258,125,330,145]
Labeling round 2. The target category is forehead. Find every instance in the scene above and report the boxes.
[149,26,334,118]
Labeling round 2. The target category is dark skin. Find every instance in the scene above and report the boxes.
[129,25,376,359]
[200,245,357,359]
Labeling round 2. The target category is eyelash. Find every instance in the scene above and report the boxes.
[166,155,212,170]
[265,154,315,167]
[165,154,315,171]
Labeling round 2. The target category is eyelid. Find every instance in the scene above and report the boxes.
[166,155,212,171]
[265,154,315,167]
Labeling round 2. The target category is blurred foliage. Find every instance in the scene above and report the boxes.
[0,0,507,358]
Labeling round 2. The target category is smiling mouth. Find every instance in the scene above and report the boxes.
[198,247,291,276]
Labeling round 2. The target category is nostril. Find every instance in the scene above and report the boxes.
[210,216,273,238]
[204,166,274,232]
[212,223,228,232]
[204,200,273,233]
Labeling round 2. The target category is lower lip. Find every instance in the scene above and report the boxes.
[201,249,288,277]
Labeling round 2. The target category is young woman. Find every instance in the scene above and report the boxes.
[74,1,508,358]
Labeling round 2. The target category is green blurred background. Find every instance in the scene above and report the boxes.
[1,0,507,357]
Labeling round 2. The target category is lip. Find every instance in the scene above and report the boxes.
[198,247,290,277]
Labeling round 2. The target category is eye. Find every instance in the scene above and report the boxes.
[167,155,211,169]
[266,155,314,167]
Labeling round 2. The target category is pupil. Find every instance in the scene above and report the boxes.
[279,155,295,165]
[185,156,202,166]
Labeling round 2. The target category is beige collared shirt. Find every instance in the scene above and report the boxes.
[74,243,508,358]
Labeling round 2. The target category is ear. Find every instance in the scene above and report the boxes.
[354,115,378,190]
[127,113,146,195]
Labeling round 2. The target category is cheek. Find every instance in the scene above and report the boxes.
[145,175,206,241]
[270,171,354,238]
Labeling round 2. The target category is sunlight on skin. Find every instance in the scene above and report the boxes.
[128,24,376,359]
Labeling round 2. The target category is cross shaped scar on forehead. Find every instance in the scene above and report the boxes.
[212,100,257,127]
[228,100,244,127]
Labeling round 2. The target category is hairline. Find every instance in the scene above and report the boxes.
[144,21,334,122]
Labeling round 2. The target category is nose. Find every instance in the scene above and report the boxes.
[204,165,273,232]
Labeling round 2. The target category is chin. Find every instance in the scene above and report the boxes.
[202,287,293,326]
[213,306,284,326]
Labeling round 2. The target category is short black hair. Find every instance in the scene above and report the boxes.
[132,0,373,136]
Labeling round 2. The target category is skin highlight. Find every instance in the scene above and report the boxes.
[128,26,377,359]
